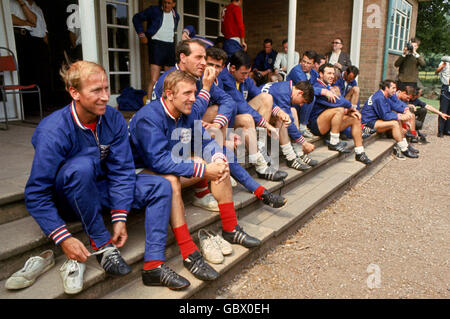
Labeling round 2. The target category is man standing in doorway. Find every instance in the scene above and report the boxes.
[133,0,179,102]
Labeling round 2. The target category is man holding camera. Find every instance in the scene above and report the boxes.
[394,38,426,91]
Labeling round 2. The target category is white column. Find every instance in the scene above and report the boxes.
[79,0,100,63]
[0,0,20,120]
[287,0,297,73]
[350,0,364,67]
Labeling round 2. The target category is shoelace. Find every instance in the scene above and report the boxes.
[60,259,80,275]
[17,256,42,274]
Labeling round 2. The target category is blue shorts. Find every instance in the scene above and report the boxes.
[148,39,175,67]
[307,117,325,137]
[223,38,243,57]
[363,120,377,129]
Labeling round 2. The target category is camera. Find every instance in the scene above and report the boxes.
[406,42,414,54]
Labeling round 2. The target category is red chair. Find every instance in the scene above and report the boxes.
[0,46,43,130]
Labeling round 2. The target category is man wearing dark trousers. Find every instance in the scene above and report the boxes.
[133,0,179,101]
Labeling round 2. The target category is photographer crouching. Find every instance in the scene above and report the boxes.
[394,37,426,92]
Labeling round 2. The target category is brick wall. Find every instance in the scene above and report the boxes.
[243,0,353,59]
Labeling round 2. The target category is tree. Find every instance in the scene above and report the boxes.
[416,0,450,55]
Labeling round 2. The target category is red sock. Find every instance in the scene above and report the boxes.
[90,238,112,251]
[143,260,164,270]
[172,224,198,259]
[254,186,266,200]
[402,122,408,130]
[194,179,210,198]
[218,202,238,232]
[411,130,417,137]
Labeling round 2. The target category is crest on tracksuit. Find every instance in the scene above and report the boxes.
[180,128,192,144]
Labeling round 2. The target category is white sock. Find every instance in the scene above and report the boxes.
[299,124,307,131]
[281,143,297,161]
[330,132,340,145]
[397,139,408,152]
[146,99,151,105]
[251,152,269,174]
[354,146,364,155]
[292,142,304,157]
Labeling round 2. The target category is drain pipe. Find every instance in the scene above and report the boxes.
[382,0,394,80]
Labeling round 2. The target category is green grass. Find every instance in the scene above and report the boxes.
[420,97,440,110]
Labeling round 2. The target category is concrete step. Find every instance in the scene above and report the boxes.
[102,137,395,299]
[0,134,391,299]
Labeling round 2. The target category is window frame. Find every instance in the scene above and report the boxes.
[176,0,229,42]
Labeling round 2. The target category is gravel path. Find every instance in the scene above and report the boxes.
[216,113,450,299]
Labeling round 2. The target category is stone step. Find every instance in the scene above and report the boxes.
[0,133,379,282]
[0,135,392,299]
[102,138,395,299]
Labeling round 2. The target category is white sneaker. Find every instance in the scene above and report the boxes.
[60,259,86,295]
[5,250,55,290]
[198,229,224,264]
[206,230,233,256]
[192,193,219,212]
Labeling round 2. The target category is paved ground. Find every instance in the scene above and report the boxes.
[216,113,450,299]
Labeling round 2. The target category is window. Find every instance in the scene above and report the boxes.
[177,0,228,42]
[389,0,412,53]
[100,0,140,101]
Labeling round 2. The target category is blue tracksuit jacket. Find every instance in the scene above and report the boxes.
[152,64,237,128]
[260,81,305,144]
[310,79,352,121]
[361,90,401,123]
[334,72,360,110]
[129,92,223,177]
[218,66,267,127]
[25,101,136,242]
[132,6,179,38]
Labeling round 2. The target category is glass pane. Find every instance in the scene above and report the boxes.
[108,27,129,49]
[110,74,130,95]
[205,1,219,19]
[109,51,130,72]
[112,0,128,3]
[205,20,219,37]
[389,35,393,49]
[184,16,199,32]
[184,0,199,15]
[107,3,128,25]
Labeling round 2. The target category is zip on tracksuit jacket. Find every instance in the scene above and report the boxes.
[25,102,136,244]
[361,90,403,124]
[310,79,353,122]
[218,65,267,128]
[260,81,306,144]
[152,64,237,129]
[132,5,179,39]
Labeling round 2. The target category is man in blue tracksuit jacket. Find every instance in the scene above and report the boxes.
[309,63,372,164]
[216,49,287,181]
[151,39,286,202]
[361,79,418,160]
[129,70,285,286]
[334,65,360,110]
[24,61,173,288]
[133,0,179,99]
[260,80,319,170]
